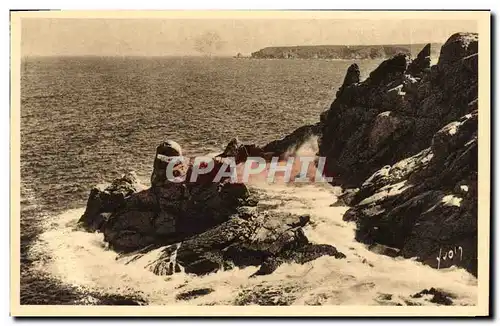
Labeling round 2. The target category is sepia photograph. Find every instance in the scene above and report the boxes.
[10,10,490,316]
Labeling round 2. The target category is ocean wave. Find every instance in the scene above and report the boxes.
[27,182,477,306]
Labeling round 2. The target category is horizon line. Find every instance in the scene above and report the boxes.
[21,41,444,58]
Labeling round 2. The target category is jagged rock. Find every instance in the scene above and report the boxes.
[144,211,345,276]
[262,123,321,157]
[368,111,402,150]
[367,53,410,85]
[310,33,479,275]
[319,33,478,187]
[79,140,345,275]
[344,110,477,275]
[219,137,240,157]
[332,188,359,207]
[437,33,478,70]
[344,63,361,86]
[218,137,270,163]
[80,143,256,252]
[100,173,253,252]
[78,171,143,232]
[407,43,431,77]
[336,63,360,97]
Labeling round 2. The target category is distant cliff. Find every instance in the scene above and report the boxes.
[251,43,442,60]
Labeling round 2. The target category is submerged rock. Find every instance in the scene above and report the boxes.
[367,53,410,86]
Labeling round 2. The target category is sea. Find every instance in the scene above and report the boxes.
[20,56,477,306]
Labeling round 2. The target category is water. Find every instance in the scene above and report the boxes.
[20,56,477,305]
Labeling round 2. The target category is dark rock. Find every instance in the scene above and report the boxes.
[336,64,360,97]
[79,143,257,253]
[438,33,478,70]
[219,137,240,157]
[402,75,420,95]
[345,110,478,275]
[101,174,253,253]
[176,288,214,301]
[368,112,402,150]
[343,63,361,86]
[253,256,286,276]
[367,53,410,86]
[262,123,321,158]
[145,211,345,276]
[412,288,454,306]
[377,293,393,301]
[96,293,148,306]
[319,33,478,187]
[287,214,310,228]
[407,43,431,77]
[78,171,142,232]
[332,188,359,207]
[430,293,454,306]
[79,140,345,277]
[307,32,479,275]
[218,137,269,163]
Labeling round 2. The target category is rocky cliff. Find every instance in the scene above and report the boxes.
[321,32,479,275]
[251,43,442,60]
[319,33,478,186]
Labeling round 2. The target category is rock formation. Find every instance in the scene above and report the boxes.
[342,107,477,275]
[407,43,431,77]
[217,137,272,163]
[262,123,321,157]
[321,32,479,275]
[319,33,478,187]
[78,140,345,276]
[141,209,345,276]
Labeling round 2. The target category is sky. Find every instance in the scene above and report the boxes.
[21,18,478,57]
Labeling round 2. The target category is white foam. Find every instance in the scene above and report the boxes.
[29,183,477,306]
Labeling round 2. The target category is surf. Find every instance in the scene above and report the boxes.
[27,178,478,306]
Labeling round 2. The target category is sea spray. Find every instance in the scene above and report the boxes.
[29,182,477,306]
